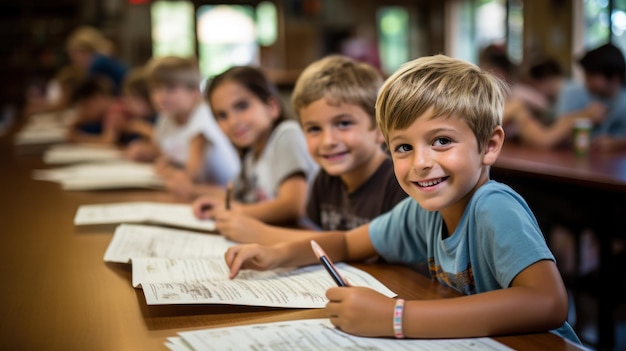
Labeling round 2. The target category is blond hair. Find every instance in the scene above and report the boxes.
[144,56,200,89]
[66,26,113,55]
[376,55,508,151]
[291,55,383,128]
[123,67,150,104]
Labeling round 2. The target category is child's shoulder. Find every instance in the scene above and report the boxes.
[470,180,529,214]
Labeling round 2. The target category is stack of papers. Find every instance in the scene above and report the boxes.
[33,161,163,190]
[165,319,515,351]
[14,110,75,145]
[75,202,215,232]
[103,224,396,308]
[43,144,123,164]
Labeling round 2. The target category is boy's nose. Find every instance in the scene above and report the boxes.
[412,147,433,171]
[321,129,338,146]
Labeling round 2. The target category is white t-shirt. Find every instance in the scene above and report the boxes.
[154,102,240,186]
[236,120,318,203]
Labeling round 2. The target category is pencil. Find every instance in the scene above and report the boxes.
[310,240,347,287]
[225,182,232,210]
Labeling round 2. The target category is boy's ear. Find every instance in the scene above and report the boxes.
[482,126,505,166]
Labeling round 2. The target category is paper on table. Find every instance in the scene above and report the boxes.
[133,257,396,308]
[168,319,515,351]
[13,110,75,145]
[76,203,216,232]
[43,143,123,164]
[33,161,163,190]
[14,127,67,145]
[104,224,232,263]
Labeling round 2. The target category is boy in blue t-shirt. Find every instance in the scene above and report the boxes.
[224,55,580,344]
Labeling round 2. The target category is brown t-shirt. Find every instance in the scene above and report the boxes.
[306,158,407,230]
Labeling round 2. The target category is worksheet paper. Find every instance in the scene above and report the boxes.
[133,258,396,308]
[43,143,123,164]
[13,110,74,145]
[33,161,163,190]
[165,319,515,351]
[104,224,231,263]
[76,203,216,232]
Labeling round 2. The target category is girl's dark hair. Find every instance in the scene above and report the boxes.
[205,66,287,128]
[205,66,287,200]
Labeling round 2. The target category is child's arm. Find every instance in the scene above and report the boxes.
[237,174,309,224]
[325,259,568,338]
[225,224,376,278]
[185,134,209,181]
[215,212,331,244]
[125,118,155,139]
[124,139,160,161]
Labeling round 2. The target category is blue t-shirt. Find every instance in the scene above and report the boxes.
[556,80,626,136]
[369,180,580,344]
[89,54,128,95]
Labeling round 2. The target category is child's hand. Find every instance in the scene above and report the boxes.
[326,286,396,337]
[192,195,224,219]
[124,140,155,162]
[584,101,607,124]
[154,156,174,176]
[224,244,282,279]
[163,170,196,201]
[215,211,261,243]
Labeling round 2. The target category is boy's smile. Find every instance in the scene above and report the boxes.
[388,108,502,226]
[300,98,387,192]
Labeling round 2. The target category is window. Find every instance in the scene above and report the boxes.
[377,6,409,75]
[257,1,278,46]
[445,0,522,64]
[197,5,258,78]
[151,0,195,58]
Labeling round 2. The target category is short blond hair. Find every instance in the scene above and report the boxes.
[291,55,383,128]
[144,56,200,90]
[376,55,507,151]
[66,26,113,55]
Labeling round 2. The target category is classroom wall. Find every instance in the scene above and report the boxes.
[0,0,583,117]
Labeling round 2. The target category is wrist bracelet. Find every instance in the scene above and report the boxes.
[393,298,405,338]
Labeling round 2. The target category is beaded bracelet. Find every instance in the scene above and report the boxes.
[393,298,405,338]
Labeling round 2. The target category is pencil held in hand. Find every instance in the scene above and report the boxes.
[310,240,347,287]
[225,181,233,210]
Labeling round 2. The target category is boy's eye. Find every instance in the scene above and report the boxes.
[433,137,452,147]
[336,120,353,129]
[305,125,321,134]
[394,144,412,153]
[214,112,227,120]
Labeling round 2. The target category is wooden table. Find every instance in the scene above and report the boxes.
[493,142,626,351]
[0,139,586,351]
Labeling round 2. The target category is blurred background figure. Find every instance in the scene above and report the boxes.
[65,26,128,95]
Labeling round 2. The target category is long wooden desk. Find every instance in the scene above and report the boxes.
[493,142,626,351]
[0,139,586,351]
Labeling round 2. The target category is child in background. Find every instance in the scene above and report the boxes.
[65,26,128,95]
[66,76,115,144]
[109,67,157,146]
[224,55,580,344]
[192,66,318,225]
[126,56,240,199]
[24,65,83,117]
[210,55,406,243]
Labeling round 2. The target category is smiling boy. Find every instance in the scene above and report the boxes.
[224,55,581,344]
